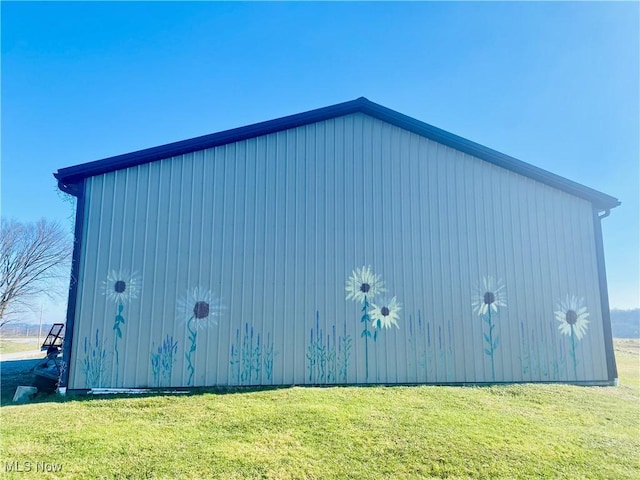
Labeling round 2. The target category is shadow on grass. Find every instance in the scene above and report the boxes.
[5,342,634,407]
[0,357,294,407]
[1,358,43,406]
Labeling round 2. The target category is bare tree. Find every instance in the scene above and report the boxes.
[0,218,73,327]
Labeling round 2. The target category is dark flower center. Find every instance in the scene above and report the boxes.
[483,291,495,305]
[193,301,210,319]
[114,280,126,293]
[565,309,578,325]
[381,306,390,317]
[360,283,371,293]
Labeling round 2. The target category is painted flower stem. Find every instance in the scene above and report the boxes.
[482,308,499,381]
[361,295,371,381]
[113,303,125,386]
[488,308,495,381]
[186,315,197,386]
[570,327,577,379]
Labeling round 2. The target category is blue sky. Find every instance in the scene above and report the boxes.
[2,1,638,324]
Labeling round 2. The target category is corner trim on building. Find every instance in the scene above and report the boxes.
[593,207,618,382]
[59,179,86,388]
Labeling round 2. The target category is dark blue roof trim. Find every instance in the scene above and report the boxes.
[59,179,86,388]
[54,97,620,210]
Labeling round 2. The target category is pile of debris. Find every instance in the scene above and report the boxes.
[12,324,65,403]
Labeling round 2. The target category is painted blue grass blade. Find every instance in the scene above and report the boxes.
[493,337,500,349]
[484,348,492,356]
[483,333,491,344]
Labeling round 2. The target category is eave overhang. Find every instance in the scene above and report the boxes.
[54,97,620,211]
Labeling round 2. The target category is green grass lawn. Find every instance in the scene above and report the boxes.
[0,341,638,479]
[0,338,41,355]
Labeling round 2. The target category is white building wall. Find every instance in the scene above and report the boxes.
[68,113,607,389]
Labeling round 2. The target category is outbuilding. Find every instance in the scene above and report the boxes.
[55,97,619,390]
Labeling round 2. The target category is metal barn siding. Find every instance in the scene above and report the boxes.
[57,100,617,390]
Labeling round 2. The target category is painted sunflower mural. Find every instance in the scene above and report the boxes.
[472,276,507,381]
[177,287,224,386]
[101,269,140,386]
[345,265,401,381]
[555,295,590,378]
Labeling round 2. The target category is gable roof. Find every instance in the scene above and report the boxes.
[54,97,620,210]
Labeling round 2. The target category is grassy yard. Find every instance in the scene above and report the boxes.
[0,341,638,479]
[0,337,41,355]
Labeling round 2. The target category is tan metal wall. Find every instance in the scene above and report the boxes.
[68,113,607,389]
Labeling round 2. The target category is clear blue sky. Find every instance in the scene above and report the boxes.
[2,2,638,325]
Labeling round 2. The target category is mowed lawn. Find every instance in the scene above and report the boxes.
[0,341,638,479]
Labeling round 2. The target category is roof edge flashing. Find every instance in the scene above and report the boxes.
[53,97,620,210]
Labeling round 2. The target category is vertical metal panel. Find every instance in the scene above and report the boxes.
[68,113,610,389]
